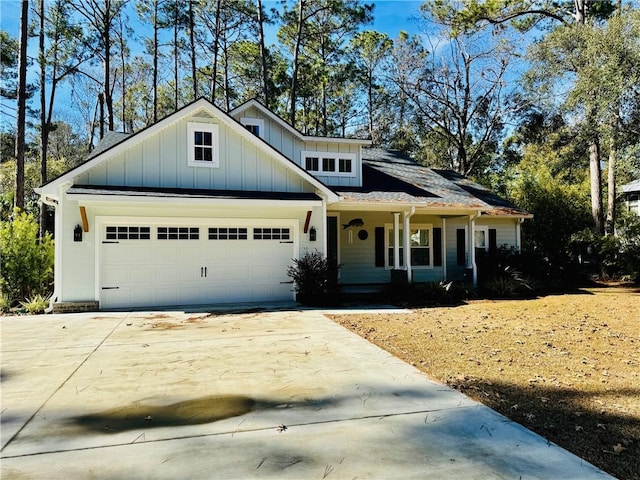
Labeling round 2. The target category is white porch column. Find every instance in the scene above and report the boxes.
[516,218,523,253]
[403,207,415,283]
[468,213,478,285]
[393,212,401,270]
[442,217,447,281]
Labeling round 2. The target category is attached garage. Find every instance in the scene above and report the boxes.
[97,218,297,309]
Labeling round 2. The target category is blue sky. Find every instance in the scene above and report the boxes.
[0,0,425,42]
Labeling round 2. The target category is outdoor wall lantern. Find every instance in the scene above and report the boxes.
[309,226,316,241]
[74,224,83,242]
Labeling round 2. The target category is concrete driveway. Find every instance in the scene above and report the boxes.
[1,308,611,479]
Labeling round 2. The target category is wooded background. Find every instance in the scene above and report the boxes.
[2,0,639,244]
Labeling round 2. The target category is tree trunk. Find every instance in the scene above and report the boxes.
[153,0,159,122]
[210,0,222,104]
[605,124,618,235]
[14,0,28,211]
[589,136,604,235]
[173,6,179,110]
[290,0,305,128]
[39,0,47,236]
[256,0,269,107]
[104,3,114,132]
[188,0,197,99]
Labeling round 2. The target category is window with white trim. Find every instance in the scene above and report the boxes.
[302,151,356,177]
[187,122,219,167]
[474,227,489,251]
[240,117,265,139]
[628,194,639,214]
[385,224,432,269]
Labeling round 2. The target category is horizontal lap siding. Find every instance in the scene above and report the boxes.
[337,212,444,285]
[476,218,519,251]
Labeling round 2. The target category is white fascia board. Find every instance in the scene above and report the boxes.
[330,202,478,215]
[69,193,322,208]
[230,99,372,146]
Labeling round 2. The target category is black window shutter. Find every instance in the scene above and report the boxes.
[375,227,385,267]
[456,229,466,266]
[433,227,442,266]
[489,229,497,254]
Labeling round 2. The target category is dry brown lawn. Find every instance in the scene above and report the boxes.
[330,285,640,480]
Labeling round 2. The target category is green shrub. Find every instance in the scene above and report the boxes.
[384,280,471,307]
[0,294,10,313]
[0,209,54,306]
[19,294,50,314]
[287,250,340,306]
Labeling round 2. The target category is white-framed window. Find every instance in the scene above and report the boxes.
[474,227,489,251]
[240,117,265,139]
[385,224,432,269]
[187,122,219,168]
[628,194,639,215]
[302,151,356,177]
[305,156,319,172]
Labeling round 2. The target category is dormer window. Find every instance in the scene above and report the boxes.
[240,117,265,139]
[302,151,356,177]
[188,122,219,168]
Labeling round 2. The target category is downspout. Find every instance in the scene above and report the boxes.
[403,207,415,283]
[39,195,59,313]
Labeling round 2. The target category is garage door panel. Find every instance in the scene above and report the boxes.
[100,221,295,309]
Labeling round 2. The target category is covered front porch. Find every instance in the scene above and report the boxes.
[326,206,520,288]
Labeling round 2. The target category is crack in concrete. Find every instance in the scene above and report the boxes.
[0,314,132,453]
[0,404,479,459]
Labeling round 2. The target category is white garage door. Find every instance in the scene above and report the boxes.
[99,221,295,309]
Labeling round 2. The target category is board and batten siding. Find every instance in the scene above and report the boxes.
[75,114,309,194]
[233,105,363,188]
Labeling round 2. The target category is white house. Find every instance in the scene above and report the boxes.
[37,98,531,311]
[620,179,640,216]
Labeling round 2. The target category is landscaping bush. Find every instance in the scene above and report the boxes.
[287,250,340,306]
[384,280,471,307]
[20,294,51,314]
[0,209,54,306]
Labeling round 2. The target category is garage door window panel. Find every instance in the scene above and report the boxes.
[209,227,248,240]
[157,227,200,240]
[254,228,291,240]
[106,226,151,240]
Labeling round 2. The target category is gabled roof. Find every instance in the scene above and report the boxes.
[621,179,640,194]
[337,148,530,216]
[230,99,372,145]
[38,97,339,202]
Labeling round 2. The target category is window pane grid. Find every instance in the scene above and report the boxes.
[208,227,248,240]
[106,226,151,240]
[158,227,200,240]
[253,228,291,240]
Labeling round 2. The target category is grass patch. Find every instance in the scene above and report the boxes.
[330,285,640,480]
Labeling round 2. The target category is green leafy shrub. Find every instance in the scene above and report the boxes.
[287,250,340,306]
[385,280,471,307]
[0,294,10,313]
[0,209,54,306]
[20,294,50,314]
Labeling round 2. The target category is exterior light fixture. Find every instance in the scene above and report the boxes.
[74,224,83,242]
[309,226,316,241]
